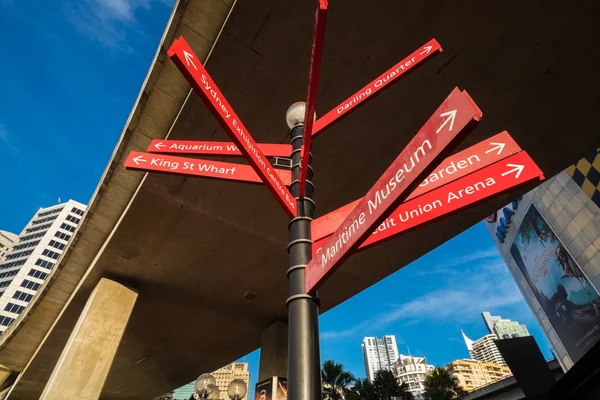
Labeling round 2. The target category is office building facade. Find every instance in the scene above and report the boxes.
[481,311,530,339]
[0,200,86,334]
[484,149,600,371]
[462,332,506,366]
[172,362,250,400]
[446,359,512,392]
[0,231,18,262]
[393,354,434,400]
[362,335,399,381]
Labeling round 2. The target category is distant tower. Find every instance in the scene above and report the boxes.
[461,330,506,366]
[362,335,399,381]
[481,311,530,339]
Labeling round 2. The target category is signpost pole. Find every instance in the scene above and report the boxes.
[286,108,321,400]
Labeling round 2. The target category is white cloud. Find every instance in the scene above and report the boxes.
[0,125,19,154]
[321,258,527,341]
[63,0,171,51]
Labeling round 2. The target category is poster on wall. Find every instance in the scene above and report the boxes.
[255,377,286,400]
[510,204,600,363]
[255,378,272,400]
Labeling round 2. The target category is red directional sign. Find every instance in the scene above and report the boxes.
[311,131,521,240]
[310,151,544,261]
[304,87,482,293]
[299,0,328,198]
[148,140,292,157]
[124,152,292,185]
[312,38,442,137]
[168,37,297,217]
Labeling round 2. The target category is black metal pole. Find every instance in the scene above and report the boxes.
[287,124,321,400]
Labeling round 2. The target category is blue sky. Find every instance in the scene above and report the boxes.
[0,0,551,397]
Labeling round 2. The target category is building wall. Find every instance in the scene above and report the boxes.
[0,200,86,334]
[0,231,18,262]
[482,312,530,339]
[447,360,511,392]
[173,363,250,400]
[484,149,600,371]
[464,333,507,367]
[394,355,434,400]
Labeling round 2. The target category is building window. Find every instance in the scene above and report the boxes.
[48,240,66,250]
[41,249,60,260]
[0,281,10,288]
[21,280,41,291]
[54,231,71,241]
[71,207,84,216]
[34,258,55,270]
[38,207,63,217]
[65,215,81,224]
[0,260,26,270]
[0,316,14,327]
[31,215,58,225]
[60,223,76,233]
[12,240,41,251]
[25,223,52,233]
[4,303,25,315]
[5,250,33,260]
[0,270,18,279]
[13,291,34,302]
[28,269,48,280]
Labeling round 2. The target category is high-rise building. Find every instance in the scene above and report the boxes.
[393,354,434,400]
[362,335,399,381]
[0,200,86,334]
[462,331,506,366]
[446,359,511,392]
[481,312,530,339]
[0,231,18,262]
[484,148,600,371]
[172,362,250,400]
[213,362,250,400]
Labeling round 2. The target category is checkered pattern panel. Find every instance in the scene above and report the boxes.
[565,147,600,208]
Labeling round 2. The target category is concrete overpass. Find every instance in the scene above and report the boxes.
[1,0,599,398]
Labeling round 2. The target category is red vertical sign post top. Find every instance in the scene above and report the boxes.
[299,0,328,198]
[124,151,292,185]
[148,140,292,157]
[312,151,544,256]
[167,37,297,218]
[305,87,483,293]
[312,38,443,137]
[310,131,521,240]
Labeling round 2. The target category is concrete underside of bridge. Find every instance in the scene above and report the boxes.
[1,0,599,398]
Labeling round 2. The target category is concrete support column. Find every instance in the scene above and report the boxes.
[40,278,138,400]
[258,320,288,381]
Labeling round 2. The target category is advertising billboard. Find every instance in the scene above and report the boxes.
[255,377,286,400]
[510,204,600,363]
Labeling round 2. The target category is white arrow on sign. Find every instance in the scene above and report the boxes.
[485,142,506,155]
[154,142,166,150]
[132,155,147,165]
[420,45,433,55]
[501,164,524,179]
[183,50,197,70]
[436,109,457,134]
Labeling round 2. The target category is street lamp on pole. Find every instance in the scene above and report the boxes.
[227,379,248,400]
[194,373,220,400]
[285,102,322,400]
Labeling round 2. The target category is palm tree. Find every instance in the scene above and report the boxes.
[423,367,465,400]
[322,360,356,400]
[346,378,375,400]
[373,369,413,400]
